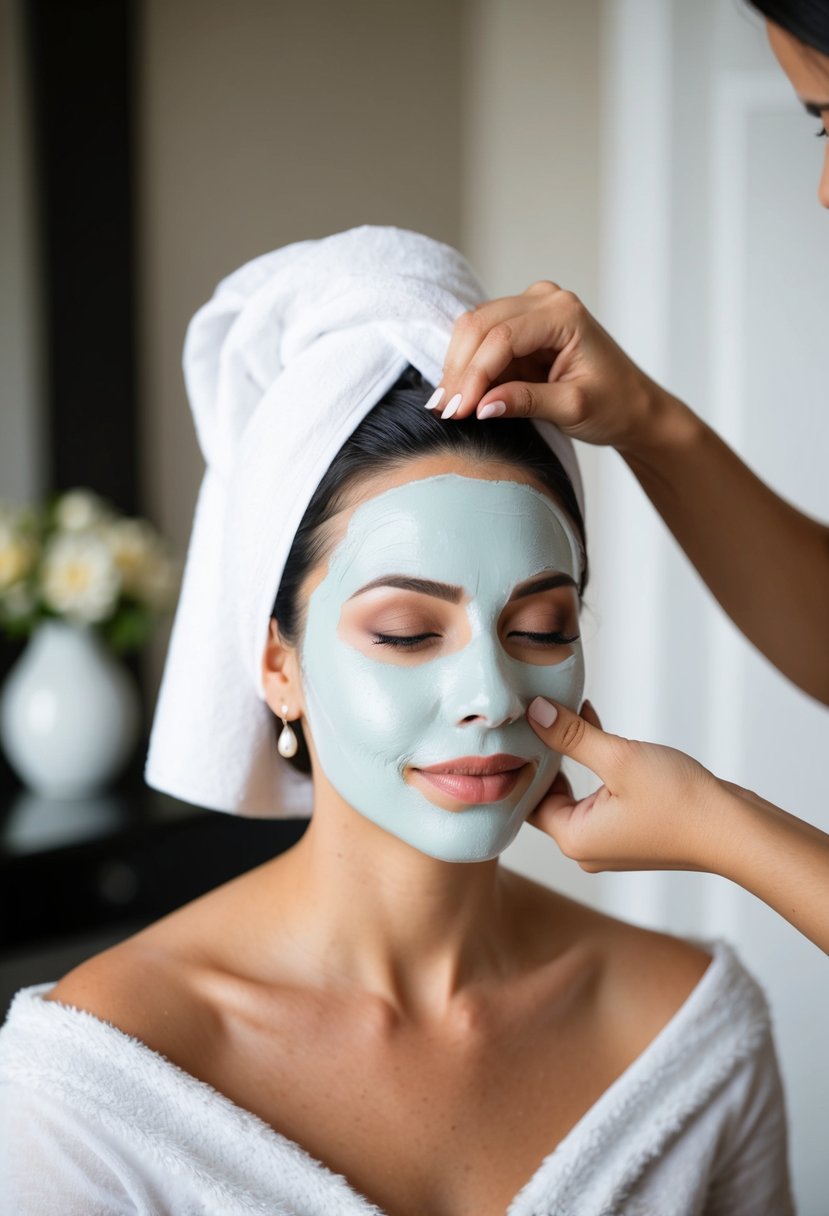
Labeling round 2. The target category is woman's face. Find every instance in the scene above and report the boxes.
[293,455,585,863]
[766,19,829,207]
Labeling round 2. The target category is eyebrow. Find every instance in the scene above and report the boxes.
[347,571,576,603]
[511,572,578,599]
[803,101,829,117]
[348,575,463,603]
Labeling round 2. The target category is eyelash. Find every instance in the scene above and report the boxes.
[371,630,579,650]
[511,630,580,646]
[817,126,828,139]
[372,632,438,649]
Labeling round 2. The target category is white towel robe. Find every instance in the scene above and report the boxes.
[0,940,794,1216]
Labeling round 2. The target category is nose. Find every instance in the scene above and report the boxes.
[819,141,829,209]
[443,632,525,728]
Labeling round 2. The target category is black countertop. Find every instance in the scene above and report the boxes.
[0,777,307,954]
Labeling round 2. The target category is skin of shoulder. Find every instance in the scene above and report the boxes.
[43,916,222,1068]
[45,865,711,1076]
[503,867,713,1044]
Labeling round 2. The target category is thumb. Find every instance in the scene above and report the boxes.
[477,380,586,431]
[527,696,623,784]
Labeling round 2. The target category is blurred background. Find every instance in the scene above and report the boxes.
[1,0,827,1209]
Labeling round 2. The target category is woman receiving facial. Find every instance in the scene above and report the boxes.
[272,460,584,863]
[0,232,794,1216]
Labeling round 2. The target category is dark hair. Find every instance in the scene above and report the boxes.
[271,366,587,773]
[748,0,829,56]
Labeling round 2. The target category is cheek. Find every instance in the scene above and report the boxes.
[534,650,584,707]
[303,635,438,766]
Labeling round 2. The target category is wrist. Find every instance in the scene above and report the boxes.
[707,784,780,888]
[684,780,751,878]
[616,381,703,465]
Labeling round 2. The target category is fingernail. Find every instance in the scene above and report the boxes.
[477,400,507,420]
[424,386,445,411]
[528,696,558,728]
[441,392,462,419]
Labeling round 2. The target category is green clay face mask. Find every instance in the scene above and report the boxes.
[299,474,585,862]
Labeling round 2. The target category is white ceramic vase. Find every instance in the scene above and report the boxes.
[0,619,141,799]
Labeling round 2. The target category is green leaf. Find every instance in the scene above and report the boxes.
[103,603,153,655]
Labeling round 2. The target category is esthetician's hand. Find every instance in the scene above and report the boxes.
[525,697,721,873]
[429,282,684,452]
[525,696,829,954]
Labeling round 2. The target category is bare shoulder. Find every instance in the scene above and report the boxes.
[592,915,713,1065]
[43,919,221,1071]
[503,867,712,1037]
[598,914,712,1015]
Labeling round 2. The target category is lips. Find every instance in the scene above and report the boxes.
[413,754,531,805]
[418,753,528,776]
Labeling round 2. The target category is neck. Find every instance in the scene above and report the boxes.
[274,791,519,1021]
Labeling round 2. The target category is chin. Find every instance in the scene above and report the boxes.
[385,807,526,865]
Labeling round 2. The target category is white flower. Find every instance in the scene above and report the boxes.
[0,490,178,648]
[103,518,157,597]
[40,531,122,623]
[54,488,113,532]
[0,527,37,591]
[0,506,39,592]
[102,518,180,608]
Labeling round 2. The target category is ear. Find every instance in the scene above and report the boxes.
[261,618,304,719]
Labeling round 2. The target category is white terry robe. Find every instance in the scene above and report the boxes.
[0,939,793,1216]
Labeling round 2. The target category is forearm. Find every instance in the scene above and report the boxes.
[620,388,829,705]
[712,786,829,954]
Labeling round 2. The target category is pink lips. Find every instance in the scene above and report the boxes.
[413,754,530,805]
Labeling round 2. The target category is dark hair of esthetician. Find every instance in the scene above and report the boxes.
[749,0,829,56]
[428,0,829,954]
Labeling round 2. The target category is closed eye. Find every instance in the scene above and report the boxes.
[372,629,579,650]
[372,632,440,649]
[509,630,579,645]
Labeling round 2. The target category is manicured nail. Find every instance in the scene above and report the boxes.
[528,696,558,728]
[441,392,462,419]
[424,386,445,411]
[477,400,507,420]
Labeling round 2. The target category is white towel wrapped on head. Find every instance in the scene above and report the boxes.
[144,225,583,818]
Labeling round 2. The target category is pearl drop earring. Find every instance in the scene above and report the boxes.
[277,704,298,758]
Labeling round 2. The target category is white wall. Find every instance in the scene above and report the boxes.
[461,0,600,306]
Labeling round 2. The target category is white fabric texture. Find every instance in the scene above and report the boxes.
[0,940,794,1215]
[143,225,584,820]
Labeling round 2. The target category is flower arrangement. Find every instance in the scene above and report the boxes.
[0,488,180,654]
